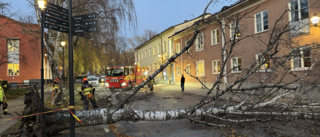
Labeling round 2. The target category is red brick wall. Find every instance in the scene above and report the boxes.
[0,16,41,84]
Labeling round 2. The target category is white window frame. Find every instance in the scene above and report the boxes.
[7,63,19,76]
[256,53,271,72]
[291,46,312,71]
[196,60,205,76]
[211,29,219,45]
[254,10,268,33]
[176,43,181,53]
[289,0,309,22]
[231,57,241,73]
[230,21,240,39]
[186,64,191,74]
[195,32,204,51]
[212,60,220,74]
[177,66,181,76]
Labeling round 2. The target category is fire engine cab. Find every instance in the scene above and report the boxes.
[105,66,148,90]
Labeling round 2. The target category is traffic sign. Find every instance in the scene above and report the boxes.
[73,20,97,27]
[73,13,97,21]
[47,3,68,14]
[73,26,97,33]
[44,15,68,27]
[74,32,91,38]
[44,22,68,33]
[45,9,68,20]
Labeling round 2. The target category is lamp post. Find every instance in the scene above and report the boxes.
[61,41,66,79]
[38,0,46,105]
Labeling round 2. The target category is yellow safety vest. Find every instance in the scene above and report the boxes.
[82,87,94,96]
[0,86,4,102]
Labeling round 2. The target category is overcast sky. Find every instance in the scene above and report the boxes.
[3,0,238,39]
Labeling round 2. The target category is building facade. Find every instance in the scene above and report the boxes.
[0,16,52,85]
[171,0,320,88]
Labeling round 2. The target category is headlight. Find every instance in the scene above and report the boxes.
[101,79,105,81]
[121,82,127,87]
[106,82,109,88]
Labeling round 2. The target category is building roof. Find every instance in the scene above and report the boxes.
[135,13,212,50]
[168,0,250,38]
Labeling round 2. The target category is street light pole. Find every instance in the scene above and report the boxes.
[61,41,66,79]
[38,0,46,106]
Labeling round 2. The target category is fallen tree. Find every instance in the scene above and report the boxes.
[15,0,320,136]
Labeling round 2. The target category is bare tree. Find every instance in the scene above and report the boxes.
[28,0,137,78]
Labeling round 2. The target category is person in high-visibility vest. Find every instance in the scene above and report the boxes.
[52,78,62,105]
[80,78,98,110]
[0,79,9,115]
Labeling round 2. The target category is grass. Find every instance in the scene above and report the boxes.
[5,89,29,99]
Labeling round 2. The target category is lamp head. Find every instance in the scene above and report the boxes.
[61,41,66,47]
[310,14,320,26]
[37,0,47,11]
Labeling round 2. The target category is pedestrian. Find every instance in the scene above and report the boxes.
[52,78,62,105]
[0,79,9,115]
[80,78,98,110]
[148,77,156,92]
[181,74,185,92]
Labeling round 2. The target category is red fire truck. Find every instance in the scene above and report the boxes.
[105,66,148,90]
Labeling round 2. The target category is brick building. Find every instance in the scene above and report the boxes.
[0,16,52,86]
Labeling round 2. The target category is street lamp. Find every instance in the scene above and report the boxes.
[310,14,320,27]
[61,41,66,78]
[38,0,47,105]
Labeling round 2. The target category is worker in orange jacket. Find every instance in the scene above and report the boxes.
[80,78,98,110]
[52,78,62,105]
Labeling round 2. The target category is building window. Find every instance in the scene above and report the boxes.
[211,29,219,45]
[176,43,181,53]
[256,54,271,70]
[7,39,19,52]
[195,32,204,51]
[291,46,311,70]
[154,63,157,70]
[186,64,191,74]
[290,0,309,22]
[196,60,205,76]
[289,0,309,36]
[149,48,151,58]
[177,66,181,76]
[158,44,161,54]
[212,60,220,74]
[145,50,148,58]
[230,21,240,39]
[163,42,166,52]
[255,10,268,33]
[231,57,241,73]
[153,46,155,56]
[150,64,152,71]
[8,63,19,76]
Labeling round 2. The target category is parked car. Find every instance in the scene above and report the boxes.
[99,75,106,83]
[87,76,99,85]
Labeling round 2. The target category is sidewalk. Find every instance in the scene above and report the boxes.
[154,84,210,97]
[0,85,53,135]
